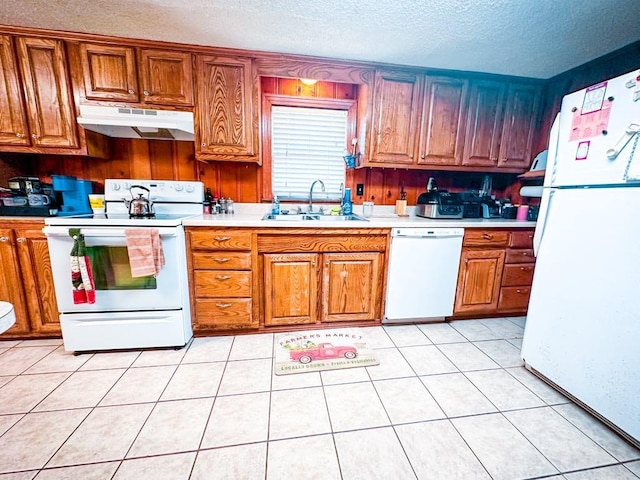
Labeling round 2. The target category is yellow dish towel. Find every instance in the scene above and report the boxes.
[125,229,165,277]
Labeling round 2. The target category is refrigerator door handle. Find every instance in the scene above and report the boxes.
[534,189,554,257]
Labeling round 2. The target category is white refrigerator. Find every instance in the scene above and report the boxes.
[521,68,640,447]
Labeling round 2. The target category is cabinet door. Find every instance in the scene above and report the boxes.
[0,230,30,335]
[138,49,193,106]
[79,43,138,102]
[0,35,29,146]
[454,249,505,314]
[498,83,541,169]
[263,253,319,326]
[322,253,381,323]
[462,80,506,167]
[16,37,79,148]
[14,225,60,335]
[369,70,422,165]
[195,55,256,157]
[417,76,468,166]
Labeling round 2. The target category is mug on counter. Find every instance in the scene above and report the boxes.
[88,194,105,214]
[516,205,529,221]
[27,194,51,206]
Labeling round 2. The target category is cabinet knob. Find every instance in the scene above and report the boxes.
[16,237,25,243]
[215,275,231,280]
[491,157,498,161]
[522,252,528,256]
[0,236,8,242]
[409,155,414,159]
[215,303,232,308]
[16,133,23,138]
[31,134,39,139]
[214,258,230,263]
[516,289,522,293]
[463,258,468,264]
[420,155,425,159]
[143,90,151,96]
[201,143,206,147]
[214,236,230,242]
[128,89,135,94]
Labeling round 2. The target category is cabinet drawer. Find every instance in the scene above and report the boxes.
[194,271,251,297]
[509,230,534,248]
[195,298,256,329]
[502,263,534,287]
[193,251,252,270]
[463,230,509,247]
[498,286,531,311]
[190,230,252,250]
[505,249,535,263]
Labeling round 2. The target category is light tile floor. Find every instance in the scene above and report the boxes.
[0,317,638,479]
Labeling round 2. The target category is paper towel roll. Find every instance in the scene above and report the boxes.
[519,186,543,197]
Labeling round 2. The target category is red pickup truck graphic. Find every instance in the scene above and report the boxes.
[289,342,358,364]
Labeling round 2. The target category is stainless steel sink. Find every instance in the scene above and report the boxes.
[261,213,368,222]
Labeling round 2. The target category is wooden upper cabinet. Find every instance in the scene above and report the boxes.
[16,37,78,148]
[498,83,541,169]
[138,49,193,106]
[195,55,257,160]
[417,76,468,166]
[80,43,138,102]
[78,43,193,106]
[462,80,506,167]
[0,35,29,146]
[369,70,421,165]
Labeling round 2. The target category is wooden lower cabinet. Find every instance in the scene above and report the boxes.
[263,253,319,326]
[497,229,535,314]
[453,228,536,318]
[187,229,258,332]
[0,222,60,337]
[322,253,381,322]
[187,227,388,334]
[454,248,505,314]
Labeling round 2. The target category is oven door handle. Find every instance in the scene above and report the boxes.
[43,226,179,238]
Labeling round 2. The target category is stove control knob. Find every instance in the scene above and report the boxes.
[123,182,131,191]
[185,184,195,193]
[111,183,121,191]
[174,184,184,192]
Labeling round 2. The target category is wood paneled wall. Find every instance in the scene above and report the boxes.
[533,41,640,156]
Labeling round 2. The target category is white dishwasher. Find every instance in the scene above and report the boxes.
[384,227,464,323]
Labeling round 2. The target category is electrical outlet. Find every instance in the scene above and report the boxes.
[356,183,364,196]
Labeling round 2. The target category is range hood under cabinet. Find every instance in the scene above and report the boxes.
[76,105,195,141]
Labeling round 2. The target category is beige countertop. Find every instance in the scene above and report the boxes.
[182,204,536,229]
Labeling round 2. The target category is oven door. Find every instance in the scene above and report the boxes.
[44,225,188,313]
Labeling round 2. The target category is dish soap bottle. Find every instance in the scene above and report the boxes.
[271,194,280,215]
[342,188,353,215]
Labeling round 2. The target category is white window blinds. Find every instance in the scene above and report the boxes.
[271,106,347,201]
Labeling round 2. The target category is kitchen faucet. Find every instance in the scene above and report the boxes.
[308,179,326,213]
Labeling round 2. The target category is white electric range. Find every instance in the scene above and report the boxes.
[44,179,203,352]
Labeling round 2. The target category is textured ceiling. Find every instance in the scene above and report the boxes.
[1,0,639,79]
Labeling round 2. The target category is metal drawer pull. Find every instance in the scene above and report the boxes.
[215,275,231,280]
[521,252,529,256]
[482,233,493,240]
[520,266,531,271]
[16,238,25,243]
[214,257,231,263]
[216,303,232,308]
[214,236,230,241]
[516,289,528,294]
[0,236,8,242]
